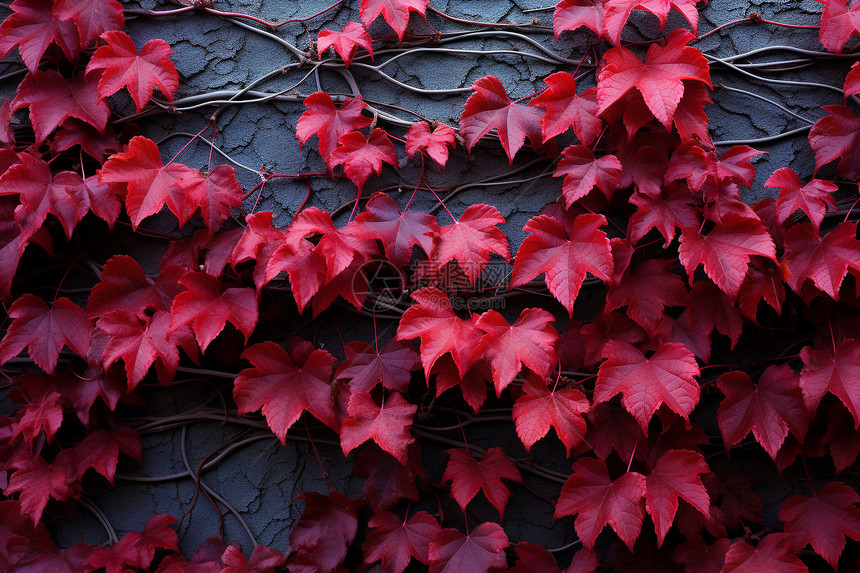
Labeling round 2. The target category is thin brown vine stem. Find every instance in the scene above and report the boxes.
[79,497,119,544]
[713,124,812,147]
[716,83,815,124]
[693,15,819,43]
[427,6,552,31]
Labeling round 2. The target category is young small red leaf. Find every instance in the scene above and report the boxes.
[529,73,602,145]
[396,287,483,378]
[288,491,362,573]
[360,0,431,39]
[554,457,646,551]
[594,340,700,431]
[296,92,372,160]
[364,510,441,572]
[86,30,179,111]
[328,128,398,193]
[12,391,63,445]
[0,294,91,374]
[475,308,558,394]
[597,30,710,128]
[766,167,837,230]
[336,339,420,393]
[783,221,860,299]
[511,212,614,316]
[432,203,510,284]
[645,449,710,546]
[717,365,809,460]
[5,454,74,524]
[317,22,373,67]
[175,164,245,236]
[443,447,522,518]
[627,185,699,247]
[168,271,258,352]
[512,375,590,455]
[460,75,546,163]
[405,122,457,169]
[340,391,417,464]
[780,481,860,568]
[553,145,622,207]
[233,341,337,442]
[428,522,509,573]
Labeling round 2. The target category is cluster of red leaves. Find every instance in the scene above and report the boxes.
[2,0,860,572]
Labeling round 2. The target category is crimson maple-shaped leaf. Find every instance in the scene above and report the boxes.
[738,256,787,320]
[340,391,417,464]
[554,145,622,207]
[529,72,602,145]
[460,75,546,163]
[288,491,363,573]
[716,365,809,460]
[12,70,109,144]
[0,153,89,241]
[766,167,837,230]
[432,356,492,413]
[721,533,807,573]
[175,164,244,236]
[800,338,860,426]
[87,256,184,318]
[5,454,74,524]
[428,522,509,573]
[354,443,423,512]
[336,339,420,393]
[512,375,590,455]
[353,192,439,266]
[121,515,180,571]
[0,294,91,374]
[674,280,744,349]
[645,449,710,546]
[12,391,63,445]
[405,122,457,169]
[0,0,81,72]
[396,287,483,378]
[594,340,700,431]
[443,447,522,518]
[780,481,860,568]
[86,30,178,111]
[678,214,776,300]
[627,184,699,247]
[168,271,257,352]
[359,0,430,39]
[52,118,120,162]
[54,426,141,485]
[553,0,603,39]
[809,105,860,180]
[606,258,687,337]
[474,308,558,394]
[555,457,646,551]
[597,29,710,129]
[317,22,373,67]
[431,203,510,284]
[511,212,614,316]
[96,309,192,389]
[53,0,123,46]
[819,0,860,53]
[603,0,698,45]
[296,92,372,160]
[221,544,284,572]
[508,542,563,573]
[328,128,398,193]
[364,510,441,572]
[98,135,200,229]
[783,221,860,299]
[233,341,336,442]
[846,61,860,95]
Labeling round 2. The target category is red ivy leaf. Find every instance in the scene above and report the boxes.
[529,72,602,145]
[553,145,622,207]
[359,0,431,39]
[87,255,184,319]
[602,0,699,45]
[783,221,860,299]
[460,75,545,163]
[432,203,510,284]
[818,0,860,53]
[175,164,245,236]
[512,375,590,455]
[53,0,124,46]
[335,339,420,393]
[353,191,439,266]
[328,128,399,193]
[511,212,614,316]
[405,122,457,170]
[554,457,646,551]
[645,449,710,546]
[340,391,417,464]
[317,22,373,67]
[717,365,809,460]
[296,92,372,160]
[594,340,700,431]
[766,167,837,230]
[443,447,522,518]
[86,30,179,112]
[597,30,710,129]
[428,522,509,573]
[721,533,806,573]
[0,0,81,72]
[780,481,860,568]
[288,492,363,573]
[5,454,74,524]
[809,105,860,180]
[800,338,860,427]
[0,294,91,374]
[553,0,603,39]
[363,510,441,572]
[233,341,337,442]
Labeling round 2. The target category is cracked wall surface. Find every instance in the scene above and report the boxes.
[0,0,849,558]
